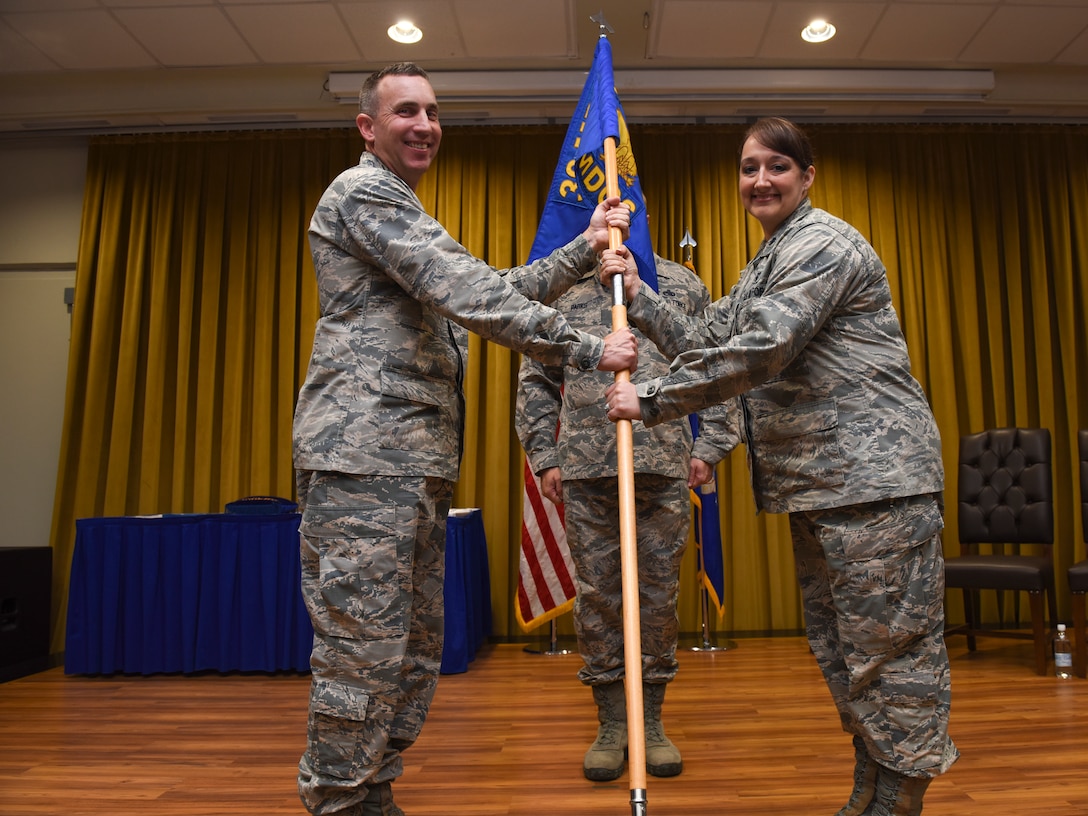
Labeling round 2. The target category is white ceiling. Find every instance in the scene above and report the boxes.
[2,0,1088,136]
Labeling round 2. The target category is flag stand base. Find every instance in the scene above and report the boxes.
[685,636,737,653]
[523,645,575,656]
[523,619,575,656]
[683,587,738,652]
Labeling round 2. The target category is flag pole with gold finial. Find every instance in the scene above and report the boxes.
[591,9,648,816]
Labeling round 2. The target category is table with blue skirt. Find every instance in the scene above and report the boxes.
[64,508,491,676]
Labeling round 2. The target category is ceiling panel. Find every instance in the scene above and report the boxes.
[1056,24,1088,64]
[648,0,773,61]
[6,9,156,70]
[225,2,361,64]
[340,1,466,63]
[114,6,257,67]
[103,0,222,7]
[992,0,1088,5]
[960,5,1088,63]
[759,2,887,62]
[0,18,58,73]
[861,4,993,63]
[455,0,574,60]
[0,0,90,10]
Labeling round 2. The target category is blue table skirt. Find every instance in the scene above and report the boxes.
[65,510,491,676]
[441,510,492,674]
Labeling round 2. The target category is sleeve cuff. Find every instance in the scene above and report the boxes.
[574,335,604,371]
[635,378,664,426]
[527,452,559,475]
[692,439,732,465]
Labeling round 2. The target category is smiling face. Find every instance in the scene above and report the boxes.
[356,72,442,191]
[738,135,815,239]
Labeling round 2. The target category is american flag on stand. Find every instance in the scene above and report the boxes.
[516,461,576,629]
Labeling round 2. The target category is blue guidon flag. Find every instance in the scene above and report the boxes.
[527,35,658,292]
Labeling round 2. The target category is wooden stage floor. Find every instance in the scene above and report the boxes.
[2,635,1087,815]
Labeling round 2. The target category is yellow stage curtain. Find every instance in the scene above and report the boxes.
[50,124,1088,652]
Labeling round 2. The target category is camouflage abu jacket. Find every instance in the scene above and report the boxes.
[516,256,738,481]
[628,200,943,513]
[294,150,606,481]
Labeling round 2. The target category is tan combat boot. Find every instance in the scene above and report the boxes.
[870,767,932,816]
[836,735,878,816]
[584,681,627,781]
[643,682,682,777]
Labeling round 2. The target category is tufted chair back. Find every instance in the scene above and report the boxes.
[958,427,1053,546]
[944,427,1057,675]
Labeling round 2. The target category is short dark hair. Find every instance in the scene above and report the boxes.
[358,63,430,115]
[740,117,814,170]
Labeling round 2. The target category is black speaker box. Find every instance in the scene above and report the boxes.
[0,547,53,682]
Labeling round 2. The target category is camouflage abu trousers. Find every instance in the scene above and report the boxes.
[295,471,453,816]
[563,473,690,686]
[790,493,959,778]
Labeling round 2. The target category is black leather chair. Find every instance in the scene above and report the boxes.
[944,427,1057,675]
[1069,429,1088,678]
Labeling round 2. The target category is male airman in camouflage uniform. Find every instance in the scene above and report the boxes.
[293,63,637,816]
[604,118,957,816]
[515,254,737,782]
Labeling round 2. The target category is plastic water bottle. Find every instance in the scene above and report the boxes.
[1054,624,1073,679]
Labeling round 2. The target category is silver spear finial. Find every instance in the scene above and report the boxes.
[590,10,614,37]
[680,229,697,263]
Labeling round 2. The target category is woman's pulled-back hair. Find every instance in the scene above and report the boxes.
[740,117,814,170]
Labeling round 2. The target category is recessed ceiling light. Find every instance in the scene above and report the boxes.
[801,19,836,44]
[388,20,423,44]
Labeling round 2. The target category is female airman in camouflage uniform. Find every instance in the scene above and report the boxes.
[603,117,957,816]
